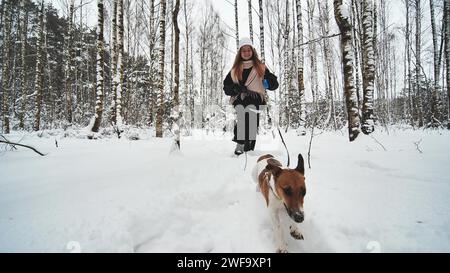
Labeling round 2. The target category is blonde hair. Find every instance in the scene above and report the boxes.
[231,47,265,82]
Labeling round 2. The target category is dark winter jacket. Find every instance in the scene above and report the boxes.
[223,67,279,107]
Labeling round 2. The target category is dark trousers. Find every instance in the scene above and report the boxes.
[233,104,260,152]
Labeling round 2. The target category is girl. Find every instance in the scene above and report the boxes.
[223,38,279,155]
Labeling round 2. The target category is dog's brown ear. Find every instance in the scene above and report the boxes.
[295,154,305,175]
[266,162,282,178]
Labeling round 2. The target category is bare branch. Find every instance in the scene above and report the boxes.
[0,139,46,156]
[413,139,423,153]
[297,32,341,48]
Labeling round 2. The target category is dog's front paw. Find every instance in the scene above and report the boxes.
[276,247,289,253]
[290,226,304,240]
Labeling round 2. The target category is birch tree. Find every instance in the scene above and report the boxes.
[446,0,450,129]
[64,0,75,124]
[34,1,46,132]
[91,0,105,134]
[156,0,167,138]
[148,0,157,125]
[307,0,318,111]
[1,0,11,133]
[18,0,28,129]
[415,0,424,127]
[248,0,254,42]
[110,0,118,124]
[183,0,195,129]
[258,0,265,62]
[295,0,306,135]
[405,0,414,127]
[429,0,440,124]
[172,0,180,150]
[235,0,239,50]
[334,0,360,141]
[114,0,124,133]
[284,0,290,127]
[361,0,375,134]
[351,0,362,111]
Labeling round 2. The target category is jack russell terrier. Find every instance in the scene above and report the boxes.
[252,154,306,253]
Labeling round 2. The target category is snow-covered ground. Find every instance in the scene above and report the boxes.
[1,128,449,252]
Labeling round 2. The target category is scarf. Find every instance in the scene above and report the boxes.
[230,60,266,103]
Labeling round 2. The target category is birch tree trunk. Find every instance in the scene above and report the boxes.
[361,0,375,134]
[258,0,265,62]
[1,0,11,134]
[351,0,362,110]
[235,0,240,50]
[33,1,45,132]
[156,0,167,138]
[415,0,424,127]
[334,0,360,141]
[115,0,124,132]
[295,0,306,135]
[284,0,290,128]
[307,0,318,111]
[429,0,440,124]
[148,0,156,125]
[248,0,254,42]
[445,0,450,129]
[64,0,75,124]
[172,0,180,150]
[405,0,414,127]
[18,0,28,129]
[91,0,105,133]
[183,0,194,129]
[110,0,118,125]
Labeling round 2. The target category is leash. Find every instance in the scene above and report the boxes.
[247,107,290,167]
[277,126,290,167]
[260,107,290,168]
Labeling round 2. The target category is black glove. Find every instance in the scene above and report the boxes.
[248,90,260,99]
[233,83,248,94]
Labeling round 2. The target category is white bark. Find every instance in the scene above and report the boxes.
[19,0,27,129]
[235,0,240,51]
[445,0,450,129]
[115,0,124,129]
[361,0,375,134]
[307,0,318,111]
[33,1,45,132]
[64,0,75,124]
[248,0,254,42]
[415,0,424,127]
[334,0,361,141]
[259,0,265,62]
[1,0,11,133]
[91,0,105,133]
[429,0,439,122]
[295,0,306,134]
[156,0,167,138]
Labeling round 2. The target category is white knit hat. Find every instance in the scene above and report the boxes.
[238,37,253,50]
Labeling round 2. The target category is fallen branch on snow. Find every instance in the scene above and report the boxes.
[0,135,17,151]
[0,137,46,156]
[413,139,423,154]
